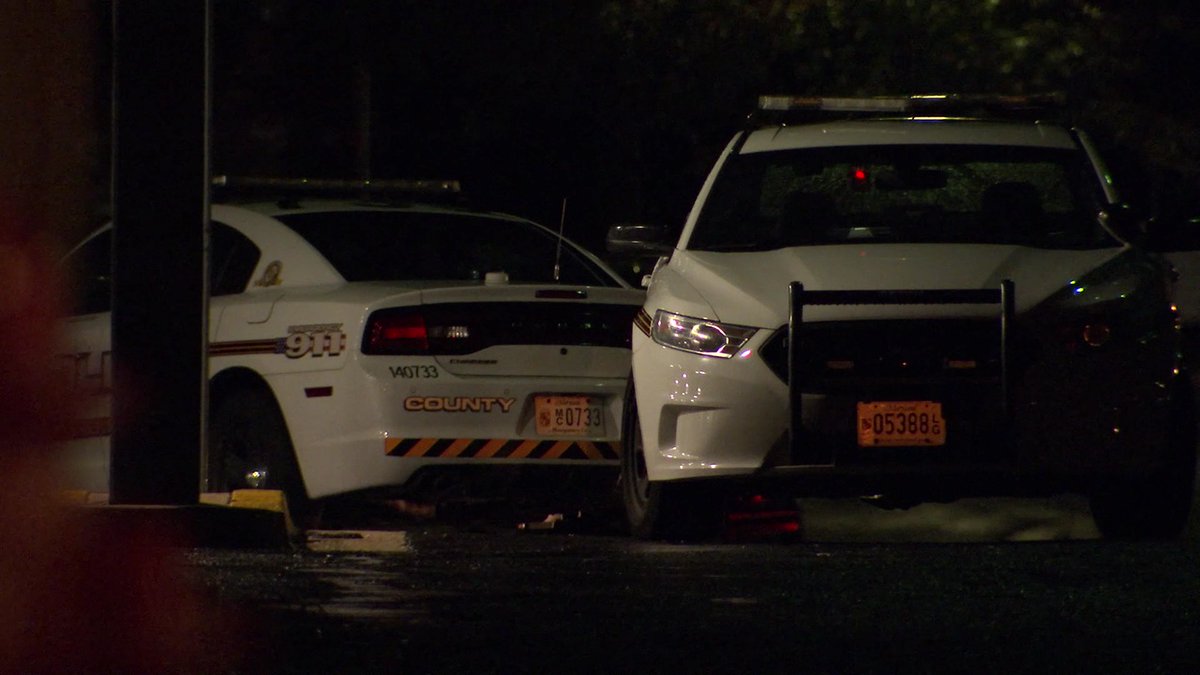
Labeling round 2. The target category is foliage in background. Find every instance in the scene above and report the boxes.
[598,0,1200,215]
[211,0,1200,244]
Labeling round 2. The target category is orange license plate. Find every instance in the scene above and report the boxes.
[856,401,946,447]
[534,395,604,436]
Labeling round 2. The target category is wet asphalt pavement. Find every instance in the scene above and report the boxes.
[182,494,1200,675]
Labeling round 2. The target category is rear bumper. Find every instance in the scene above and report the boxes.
[275,360,629,499]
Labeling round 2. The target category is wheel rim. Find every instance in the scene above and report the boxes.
[214,421,271,491]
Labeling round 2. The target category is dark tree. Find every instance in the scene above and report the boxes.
[210,1,1200,244]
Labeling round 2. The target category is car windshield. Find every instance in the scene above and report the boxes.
[277,210,619,286]
[688,143,1117,251]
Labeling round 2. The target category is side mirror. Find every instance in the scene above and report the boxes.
[605,223,674,257]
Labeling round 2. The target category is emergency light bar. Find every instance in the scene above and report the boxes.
[752,93,1067,125]
[759,96,911,112]
[212,175,462,194]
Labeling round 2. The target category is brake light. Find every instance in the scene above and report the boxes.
[850,166,869,191]
[366,312,429,354]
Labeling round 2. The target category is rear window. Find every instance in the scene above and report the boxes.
[689,144,1117,251]
[277,210,618,286]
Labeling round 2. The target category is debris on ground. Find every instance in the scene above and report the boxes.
[518,511,586,533]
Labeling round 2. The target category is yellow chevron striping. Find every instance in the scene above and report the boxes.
[578,440,604,460]
[476,438,507,458]
[543,440,570,459]
[383,437,620,460]
[406,437,438,457]
[510,440,541,458]
[445,438,473,458]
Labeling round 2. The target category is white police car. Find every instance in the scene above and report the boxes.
[609,95,1195,541]
[60,180,644,517]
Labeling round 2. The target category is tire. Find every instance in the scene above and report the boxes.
[209,387,312,526]
[1090,375,1197,540]
[621,381,725,541]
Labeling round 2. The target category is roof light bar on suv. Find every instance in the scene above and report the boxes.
[752,92,1067,125]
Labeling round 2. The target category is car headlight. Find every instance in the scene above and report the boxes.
[651,310,757,358]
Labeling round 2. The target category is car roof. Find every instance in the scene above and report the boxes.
[740,118,1079,153]
[209,199,632,290]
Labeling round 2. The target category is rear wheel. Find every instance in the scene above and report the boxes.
[621,382,724,541]
[209,387,312,527]
[1089,375,1197,540]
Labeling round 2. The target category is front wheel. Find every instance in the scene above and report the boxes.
[620,382,724,541]
[1090,376,1197,540]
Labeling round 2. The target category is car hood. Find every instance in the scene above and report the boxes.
[666,244,1127,326]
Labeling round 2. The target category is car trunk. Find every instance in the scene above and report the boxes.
[367,284,643,379]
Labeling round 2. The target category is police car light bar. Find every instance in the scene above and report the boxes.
[212,175,462,194]
[758,96,910,112]
[753,93,1067,124]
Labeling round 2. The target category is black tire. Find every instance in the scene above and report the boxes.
[1090,375,1197,540]
[209,387,312,526]
[621,381,725,541]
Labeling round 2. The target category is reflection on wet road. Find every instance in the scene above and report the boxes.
[795,494,1101,542]
[185,488,1200,674]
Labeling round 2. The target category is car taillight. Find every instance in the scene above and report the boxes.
[365,311,429,354]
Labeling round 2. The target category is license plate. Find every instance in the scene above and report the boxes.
[534,395,605,436]
[856,401,946,447]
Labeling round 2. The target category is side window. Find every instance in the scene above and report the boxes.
[209,221,261,296]
[64,230,112,315]
[62,223,260,314]
[460,221,612,285]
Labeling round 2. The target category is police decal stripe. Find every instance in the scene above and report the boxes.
[209,326,346,359]
[384,437,620,460]
[209,338,285,357]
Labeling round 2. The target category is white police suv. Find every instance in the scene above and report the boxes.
[610,95,1195,541]
[60,180,644,517]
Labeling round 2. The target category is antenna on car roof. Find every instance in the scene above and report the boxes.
[553,197,567,282]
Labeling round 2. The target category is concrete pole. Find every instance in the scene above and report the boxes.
[109,1,210,504]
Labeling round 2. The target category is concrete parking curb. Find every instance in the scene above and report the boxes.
[63,489,295,549]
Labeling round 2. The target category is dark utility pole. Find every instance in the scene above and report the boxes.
[110,1,210,504]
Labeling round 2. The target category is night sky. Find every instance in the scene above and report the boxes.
[210,0,704,253]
